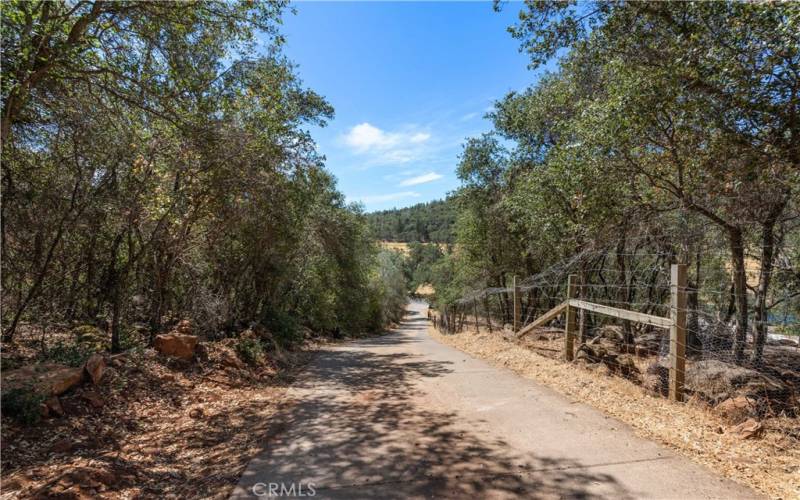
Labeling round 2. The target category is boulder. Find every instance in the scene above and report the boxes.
[84,354,106,385]
[154,333,198,360]
[728,418,763,440]
[714,396,756,424]
[685,359,791,409]
[219,346,244,369]
[1,363,84,397]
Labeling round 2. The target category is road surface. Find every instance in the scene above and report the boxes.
[233,301,760,499]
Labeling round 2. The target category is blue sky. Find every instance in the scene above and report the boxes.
[278,1,538,212]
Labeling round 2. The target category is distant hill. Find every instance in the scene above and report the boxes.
[366,199,456,243]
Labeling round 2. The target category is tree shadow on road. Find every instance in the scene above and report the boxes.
[237,314,634,499]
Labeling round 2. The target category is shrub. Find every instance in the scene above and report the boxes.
[1,387,46,425]
[262,312,300,348]
[45,340,94,367]
[235,337,265,366]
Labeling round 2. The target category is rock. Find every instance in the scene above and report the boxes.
[189,407,204,419]
[84,354,106,385]
[614,354,639,378]
[686,359,791,410]
[219,347,244,369]
[728,418,763,439]
[44,396,65,416]
[1,363,84,397]
[175,319,193,335]
[575,344,603,363]
[154,333,198,360]
[634,331,666,357]
[714,396,756,424]
[82,390,104,409]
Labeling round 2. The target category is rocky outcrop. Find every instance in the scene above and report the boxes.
[154,319,198,360]
[154,333,198,360]
[728,418,763,439]
[84,353,106,385]
[1,363,84,397]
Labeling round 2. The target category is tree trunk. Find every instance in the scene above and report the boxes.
[729,227,749,363]
[751,216,782,364]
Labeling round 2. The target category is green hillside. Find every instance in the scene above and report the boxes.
[366,199,456,243]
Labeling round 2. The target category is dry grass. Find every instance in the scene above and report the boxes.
[378,241,448,255]
[429,324,800,500]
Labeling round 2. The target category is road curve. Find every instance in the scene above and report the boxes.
[232,301,760,499]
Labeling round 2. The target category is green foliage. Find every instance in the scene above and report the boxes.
[235,337,266,366]
[435,1,800,364]
[1,1,403,348]
[1,387,46,426]
[366,199,457,243]
[44,340,95,368]
[369,251,410,326]
[405,242,445,293]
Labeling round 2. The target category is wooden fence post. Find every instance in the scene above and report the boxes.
[564,274,578,361]
[670,264,687,402]
[485,297,493,333]
[513,275,522,332]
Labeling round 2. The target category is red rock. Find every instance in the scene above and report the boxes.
[84,353,106,385]
[714,396,756,425]
[219,346,244,369]
[1,363,83,397]
[154,333,198,360]
[728,418,763,439]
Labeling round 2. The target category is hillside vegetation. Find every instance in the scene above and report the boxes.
[366,199,456,243]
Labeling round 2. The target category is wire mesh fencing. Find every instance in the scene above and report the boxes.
[431,241,800,425]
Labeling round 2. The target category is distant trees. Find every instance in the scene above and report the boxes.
[433,1,800,365]
[1,1,402,348]
[366,199,456,243]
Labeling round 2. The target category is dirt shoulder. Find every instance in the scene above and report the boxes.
[1,341,315,499]
[428,325,800,500]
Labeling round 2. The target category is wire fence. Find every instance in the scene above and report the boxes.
[431,241,800,423]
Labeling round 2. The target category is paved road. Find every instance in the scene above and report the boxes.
[233,301,760,499]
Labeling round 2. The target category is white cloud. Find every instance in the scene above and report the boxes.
[399,172,443,187]
[341,122,432,166]
[460,112,479,122]
[354,191,421,204]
